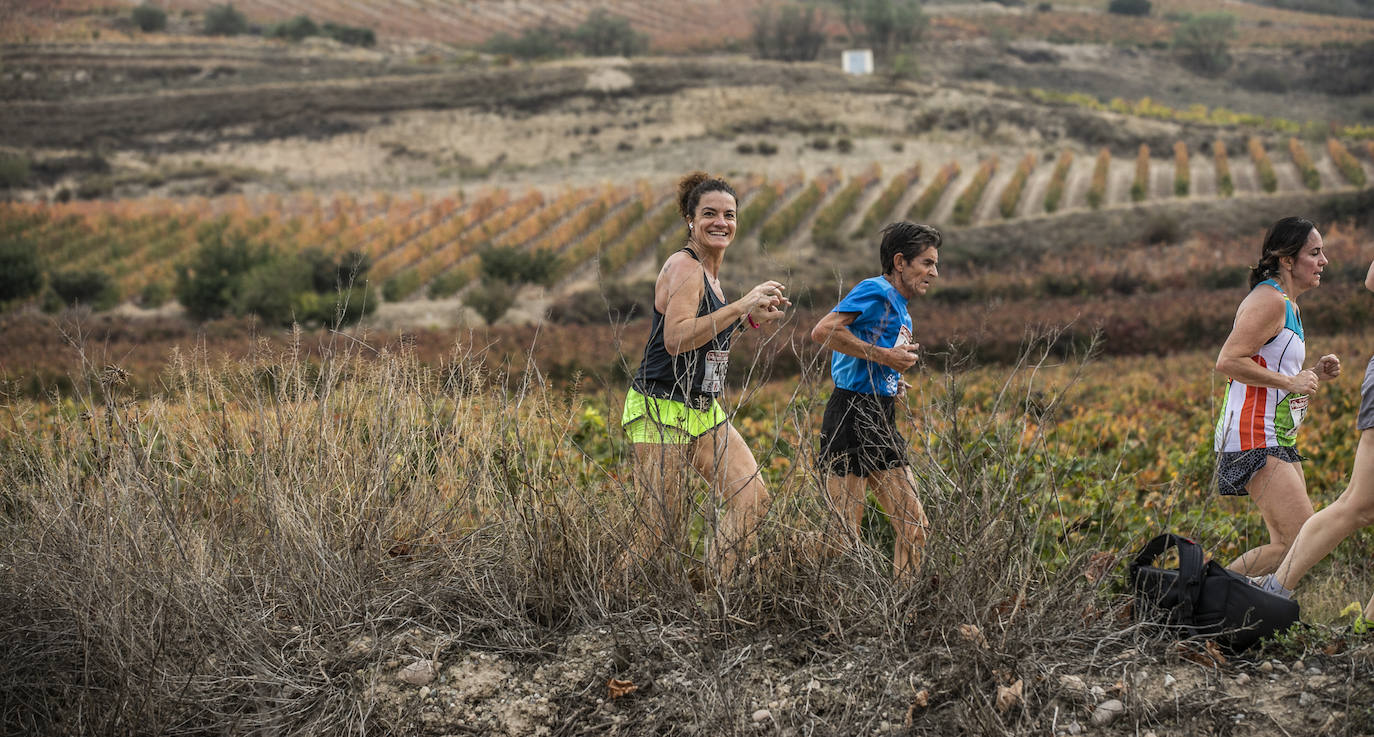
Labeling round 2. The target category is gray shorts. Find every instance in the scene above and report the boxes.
[1216,446,1303,496]
[1360,354,1374,431]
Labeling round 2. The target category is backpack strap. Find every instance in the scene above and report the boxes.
[1131,533,1206,622]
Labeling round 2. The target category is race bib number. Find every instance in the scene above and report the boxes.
[1287,394,1309,429]
[701,350,729,394]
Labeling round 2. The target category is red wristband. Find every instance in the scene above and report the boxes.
[746,313,760,329]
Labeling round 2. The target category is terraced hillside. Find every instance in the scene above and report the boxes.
[3,3,1374,324]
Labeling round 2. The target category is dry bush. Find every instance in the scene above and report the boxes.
[0,326,1153,735]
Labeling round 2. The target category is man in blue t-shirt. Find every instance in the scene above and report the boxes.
[809,221,941,579]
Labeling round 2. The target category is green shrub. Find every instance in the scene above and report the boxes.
[295,286,376,326]
[1174,13,1235,76]
[320,22,375,47]
[383,270,422,301]
[752,3,826,62]
[0,237,42,303]
[228,248,377,325]
[204,3,248,36]
[235,256,311,324]
[267,15,318,42]
[479,245,559,285]
[49,269,119,310]
[484,25,568,60]
[1107,0,1151,15]
[887,53,919,82]
[463,280,517,323]
[757,140,779,156]
[0,155,31,189]
[853,0,927,52]
[301,247,371,292]
[140,280,170,307]
[571,9,648,56]
[174,221,268,320]
[424,268,464,298]
[132,3,167,32]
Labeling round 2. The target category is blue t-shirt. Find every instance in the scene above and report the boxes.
[828,276,913,396]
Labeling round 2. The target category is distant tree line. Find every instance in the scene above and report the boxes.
[752,0,926,64]
[482,10,649,60]
[129,2,375,47]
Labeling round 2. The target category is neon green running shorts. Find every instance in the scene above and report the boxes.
[622,387,726,444]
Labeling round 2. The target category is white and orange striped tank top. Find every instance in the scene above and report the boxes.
[1214,279,1307,452]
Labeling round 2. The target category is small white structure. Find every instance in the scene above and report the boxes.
[841,49,874,75]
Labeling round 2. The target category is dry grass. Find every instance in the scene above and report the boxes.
[2,325,1371,734]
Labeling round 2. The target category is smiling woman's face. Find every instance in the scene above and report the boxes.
[688,191,737,250]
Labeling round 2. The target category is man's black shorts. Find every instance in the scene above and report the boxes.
[818,388,908,477]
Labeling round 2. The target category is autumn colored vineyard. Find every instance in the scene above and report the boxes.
[5,136,1373,310]
[35,0,779,51]
[24,0,1374,52]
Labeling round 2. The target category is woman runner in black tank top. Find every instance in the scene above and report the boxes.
[632,247,738,409]
[615,172,791,582]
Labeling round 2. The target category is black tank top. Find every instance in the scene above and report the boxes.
[631,248,736,409]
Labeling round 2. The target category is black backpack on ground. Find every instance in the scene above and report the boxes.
[1129,533,1300,652]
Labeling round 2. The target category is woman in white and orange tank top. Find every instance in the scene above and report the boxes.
[1213,216,1341,575]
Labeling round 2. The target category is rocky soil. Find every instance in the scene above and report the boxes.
[355,620,1374,736]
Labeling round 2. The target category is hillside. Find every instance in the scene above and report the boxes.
[9,4,1374,737]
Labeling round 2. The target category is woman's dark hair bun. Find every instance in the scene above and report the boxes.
[677,171,735,221]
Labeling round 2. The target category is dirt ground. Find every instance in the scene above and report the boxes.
[357,620,1374,736]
